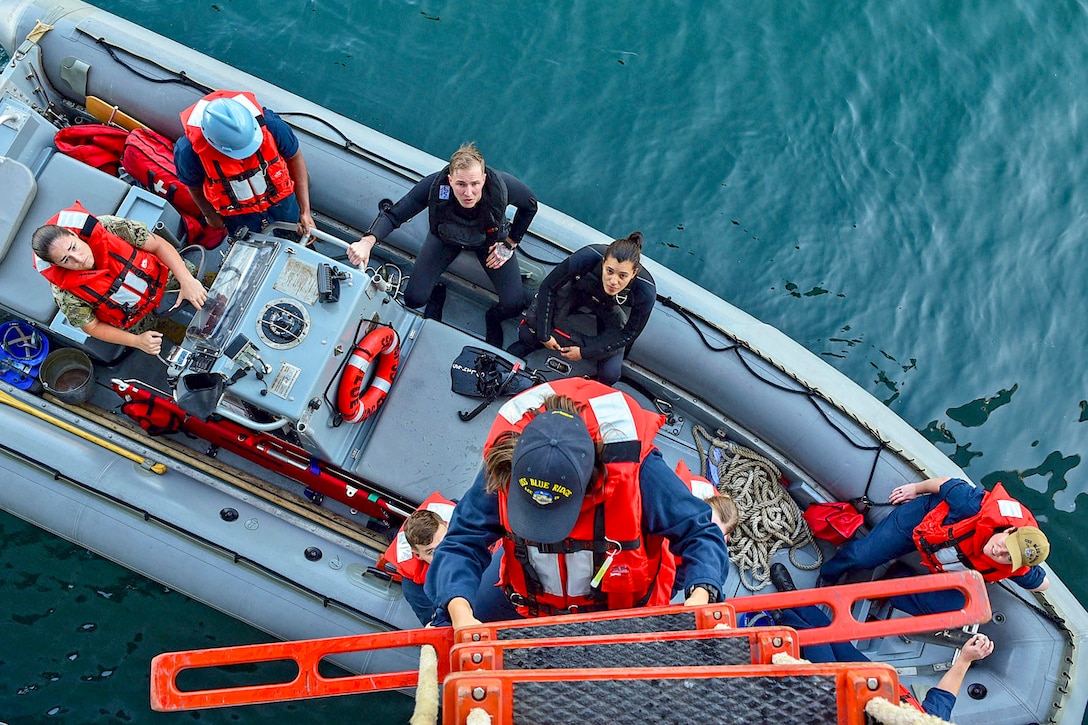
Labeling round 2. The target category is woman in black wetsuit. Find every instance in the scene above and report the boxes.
[508,231,655,385]
[346,143,537,347]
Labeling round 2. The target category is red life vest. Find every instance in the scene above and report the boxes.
[380,492,456,586]
[658,459,720,599]
[35,201,169,329]
[898,684,925,713]
[487,378,668,616]
[180,90,294,216]
[912,482,1038,582]
[675,459,717,500]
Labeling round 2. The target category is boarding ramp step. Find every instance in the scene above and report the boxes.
[489,604,732,641]
[451,626,798,672]
[150,602,734,712]
[444,662,898,725]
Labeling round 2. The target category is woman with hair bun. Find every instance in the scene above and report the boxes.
[508,231,656,384]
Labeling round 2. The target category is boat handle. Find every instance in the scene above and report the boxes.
[299,227,350,250]
[264,221,350,251]
[213,403,289,432]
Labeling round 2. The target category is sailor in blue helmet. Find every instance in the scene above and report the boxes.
[346,142,537,347]
[175,90,314,238]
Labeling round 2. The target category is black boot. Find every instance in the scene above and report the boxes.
[423,283,446,321]
[770,563,797,592]
[768,562,796,624]
[507,340,531,358]
[484,307,504,348]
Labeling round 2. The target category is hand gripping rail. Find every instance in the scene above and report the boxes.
[149,571,989,712]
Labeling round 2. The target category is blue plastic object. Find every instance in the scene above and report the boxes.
[737,610,776,628]
[0,320,49,389]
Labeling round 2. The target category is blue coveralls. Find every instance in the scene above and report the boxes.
[425,449,730,625]
[818,478,1046,614]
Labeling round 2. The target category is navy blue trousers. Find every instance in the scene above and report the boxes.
[819,496,966,615]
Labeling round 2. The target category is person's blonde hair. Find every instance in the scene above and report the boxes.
[449,142,485,174]
[484,394,603,495]
[706,493,739,538]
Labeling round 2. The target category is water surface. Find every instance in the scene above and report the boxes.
[3,0,1087,720]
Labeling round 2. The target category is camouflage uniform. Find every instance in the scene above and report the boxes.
[51,216,195,334]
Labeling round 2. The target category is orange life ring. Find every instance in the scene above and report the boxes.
[337,327,400,423]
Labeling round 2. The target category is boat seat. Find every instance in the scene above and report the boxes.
[0,151,132,326]
[0,156,36,263]
[115,184,187,248]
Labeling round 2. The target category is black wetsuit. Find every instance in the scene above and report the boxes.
[510,244,656,384]
[369,168,537,346]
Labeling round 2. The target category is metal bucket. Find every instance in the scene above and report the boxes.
[39,348,94,404]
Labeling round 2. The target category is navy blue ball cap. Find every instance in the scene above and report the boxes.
[507,410,595,544]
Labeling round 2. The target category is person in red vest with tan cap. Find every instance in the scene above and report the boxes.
[425,378,729,627]
[175,90,313,239]
[819,476,1050,614]
[32,202,206,355]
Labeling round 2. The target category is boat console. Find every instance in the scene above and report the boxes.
[167,232,420,466]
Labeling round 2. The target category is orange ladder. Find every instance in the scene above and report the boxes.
[450,625,801,672]
[149,570,989,713]
[150,601,734,711]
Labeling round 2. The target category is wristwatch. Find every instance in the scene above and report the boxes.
[685,583,721,603]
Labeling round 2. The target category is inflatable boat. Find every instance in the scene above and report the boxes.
[0,1,1085,721]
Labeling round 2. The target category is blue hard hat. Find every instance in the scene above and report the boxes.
[200,97,262,159]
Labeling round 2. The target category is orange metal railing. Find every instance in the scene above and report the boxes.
[149,571,988,713]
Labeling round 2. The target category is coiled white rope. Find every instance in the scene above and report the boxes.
[694,426,822,591]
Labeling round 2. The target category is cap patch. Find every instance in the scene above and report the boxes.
[519,476,574,506]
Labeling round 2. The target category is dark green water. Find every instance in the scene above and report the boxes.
[3,0,1088,721]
